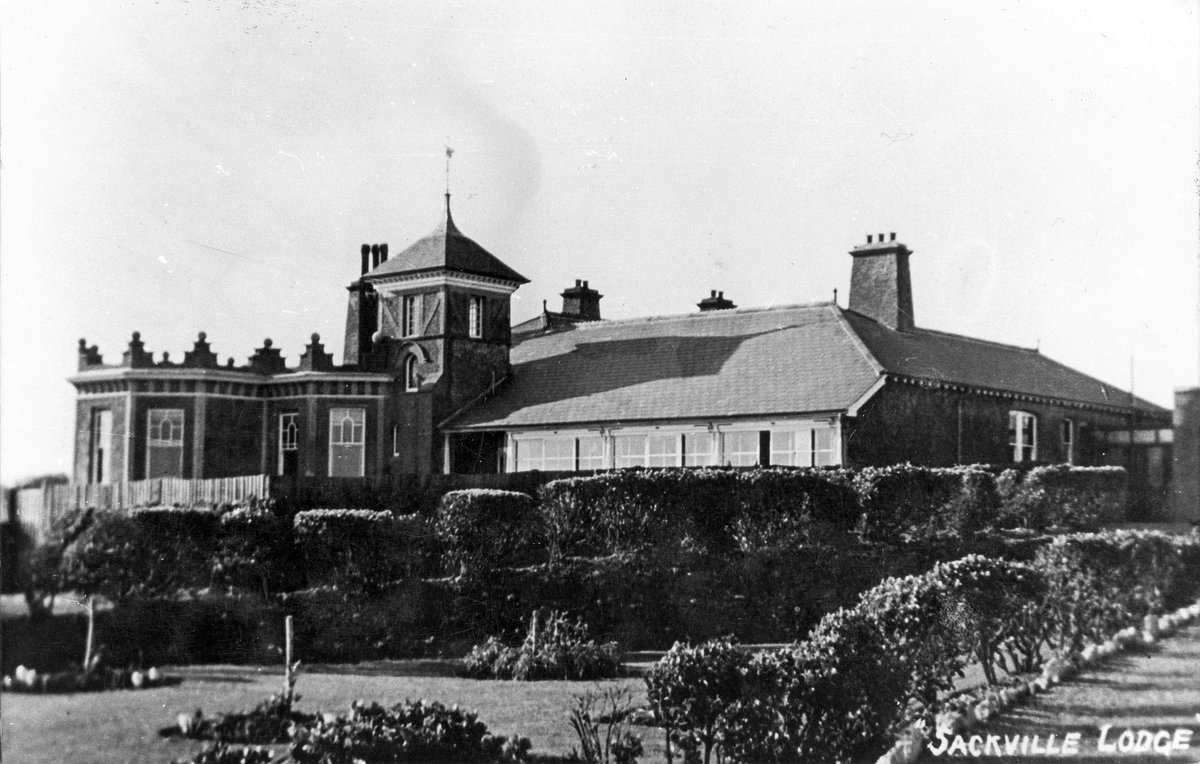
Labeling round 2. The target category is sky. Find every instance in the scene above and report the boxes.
[1,0,1197,485]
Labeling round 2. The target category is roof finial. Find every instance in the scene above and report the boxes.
[444,144,455,229]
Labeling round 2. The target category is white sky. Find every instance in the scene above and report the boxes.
[1,0,1197,484]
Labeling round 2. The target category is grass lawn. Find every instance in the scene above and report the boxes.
[2,662,661,764]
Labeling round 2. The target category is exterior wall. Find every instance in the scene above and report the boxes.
[203,397,266,478]
[391,391,437,475]
[73,394,129,484]
[1171,387,1200,521]
[846,381,1138,468]
[130,395,198,480]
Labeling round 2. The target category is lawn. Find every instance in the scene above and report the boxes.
[2,661,661,764]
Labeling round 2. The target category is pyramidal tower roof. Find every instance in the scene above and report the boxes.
[364,194,529,284]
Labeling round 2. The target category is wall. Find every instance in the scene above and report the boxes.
[846,381,1137,468]
[73,394,129,484]
[204,398,265,477]
[1172,387,1200,521]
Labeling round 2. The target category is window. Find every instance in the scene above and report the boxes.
[1061,419,1075,464]
[614,434,648,468]
[683,433,716,467]
[392,424,400,457]
[723,431,760,466]
[769,427,839,467]
[468,295,485,338]
[1009,411,1037,462]
[577,436,606,470]
[401,295,419,337]
[646,434,680,467]
[404,354,420,392]
[329,408,366,477]
[146,408,185,478]
[514,436,575,471]
[278,412,299,476]
[88,409,113,485]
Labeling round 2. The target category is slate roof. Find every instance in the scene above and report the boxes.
[445,303,882,430]
[444,303,1166,431]
[841,311,1167,414]
[364,202,529,284]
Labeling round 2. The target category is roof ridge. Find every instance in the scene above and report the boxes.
[830,305,884,375]
[550,300,838,331]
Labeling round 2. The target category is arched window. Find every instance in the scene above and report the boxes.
[404,354,420,392]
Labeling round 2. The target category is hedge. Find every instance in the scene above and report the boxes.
[999,465,1128,529]
[435,490,543,576]
[293,509,431,592]
[213,508,303,596]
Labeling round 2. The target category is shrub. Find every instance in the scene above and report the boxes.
[176,744,276,764]
[644,638,750,764]
[435,490,542,576]
[214,507,302,596]
[854,464,986,542]
[567,686,643,764]
[293,510,430,592]
[289,699,531,763]
[1001,465,1127,530]
[60,507,219,600]
[463,611,621,681]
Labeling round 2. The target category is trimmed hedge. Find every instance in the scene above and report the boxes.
[293,509,432,592]
[1000,465,1127,529]
[214,508,303,596]
[435,490,542,576]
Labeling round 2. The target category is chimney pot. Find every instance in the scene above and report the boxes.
[575,279,582,287]
[361,244,370,275]
[380,243,388,263]
[890,232,896,241]
[371,244,380,269]
[718,291,724,299]
[583,280,588,288]
[878,232,885,242]
[867,234,873,243]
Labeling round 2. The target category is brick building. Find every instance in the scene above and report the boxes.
[72,198,1172,505]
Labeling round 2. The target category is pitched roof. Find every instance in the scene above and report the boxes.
[364,200,529,284]
[841,310,1168,414]
[444,302,1166,431]
[445,303,882,430]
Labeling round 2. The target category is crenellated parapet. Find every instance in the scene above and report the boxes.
[74,331,347,375]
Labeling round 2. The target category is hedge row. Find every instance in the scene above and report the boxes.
[644,529,1200,763]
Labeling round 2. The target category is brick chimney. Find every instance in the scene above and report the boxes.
[848,232,914,331]
[560,279,602,321]
[698,290,736,311]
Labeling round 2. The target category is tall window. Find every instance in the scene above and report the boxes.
[1009,411,1037,462]
[683,433,715,467]
[404,354,420,392]
[329,408,366,477]
[577,436,606,470]
[278,412,299,476]
[1061,419,1075,464]
[468,295,485,338]
[723,431,760,467]
[770,427,838,467]
[401,295,419,337]
[89,409,113,484]
[146,408,185,478]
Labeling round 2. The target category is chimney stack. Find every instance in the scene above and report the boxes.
[847,232,914,331]
[560,279,603,321]
[379,243,388,264]
[361,244,370,275]
[698,290,737,311]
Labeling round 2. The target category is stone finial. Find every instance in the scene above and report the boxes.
[122,331,153,368]
[249,338,286,374]
[183,330,218,369]
[299,332,333,372]
[77,338,104,370]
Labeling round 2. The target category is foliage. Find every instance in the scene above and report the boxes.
[289,698,532,763]
[435,490,543,576]
[213,507,302,596]
[174,743,276,764]
[58,507,219,601]
[854,464,984,542]
[22,508,96,619]
[644,639,750,764]
[567,686,643,764]
[999,465,1127,530]
[293,509,429,592]
[463,611,621,681]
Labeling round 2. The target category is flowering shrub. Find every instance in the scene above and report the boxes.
[293,510,430,592]
[463,611,621,681]
[288,699,532,763]
[435,490,543,576]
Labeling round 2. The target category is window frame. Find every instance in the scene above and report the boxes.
[468,295,485,339]
[1061,418,1075,464]
[401,295,419,338]
[722,430,761,467]
[328,407,366,477]
[89,409,113,485]
[278,412,299,476]
[404,354,420,393]
[146,408,185,478]
[1009,410,1038,463]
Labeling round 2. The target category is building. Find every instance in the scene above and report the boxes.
[71,196,1172,507]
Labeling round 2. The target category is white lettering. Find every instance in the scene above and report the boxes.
[968,735,983,757]
[1118,729,1136,752]
[1174,729,1194,752]
[1136,729,1154,752]
[1062,732,1081,756]
[1098,725,1116,753]
[1004,735,1021,755]
[1030,735,1046,755]
[949,735,970,757]
[984,734,1002,756]
[1153,730,1173,756]
[1045,734,1060,755]
[928,732,950,757]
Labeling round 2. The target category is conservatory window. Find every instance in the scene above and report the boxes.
[577,436,606,470]
[723,431,760,467]
[683,432,716,467]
